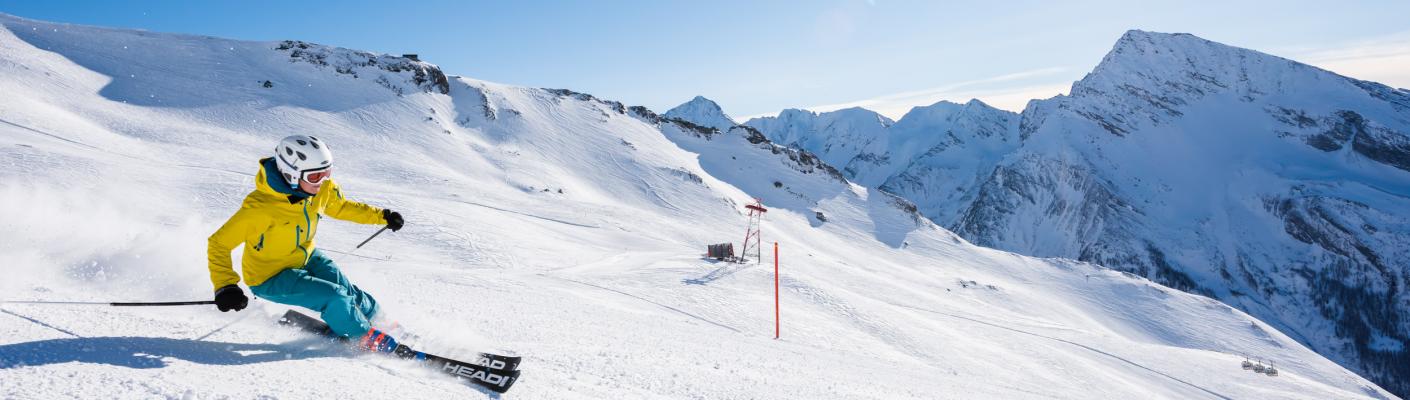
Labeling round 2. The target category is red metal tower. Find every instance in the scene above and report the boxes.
[740,199,768,263]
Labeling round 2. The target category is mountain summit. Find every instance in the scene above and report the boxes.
[663,96,737,132]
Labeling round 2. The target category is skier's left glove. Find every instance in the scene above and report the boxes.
[383,209,405,232]
[214,285,248,312]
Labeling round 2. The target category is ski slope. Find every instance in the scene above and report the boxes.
[0,14,1395,399]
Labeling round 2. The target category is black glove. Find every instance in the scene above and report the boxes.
[383,209,405,232]
[214,284,248,312]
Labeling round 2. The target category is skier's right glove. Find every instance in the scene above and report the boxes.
[214,284,248,312]
[383,209,405,232]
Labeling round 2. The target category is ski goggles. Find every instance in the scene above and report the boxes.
[301,168,332,184]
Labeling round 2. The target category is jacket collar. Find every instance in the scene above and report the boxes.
[257,157,311,203]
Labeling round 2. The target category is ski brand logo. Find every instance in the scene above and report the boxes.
[442,363,511,387]
[474,356,509,370]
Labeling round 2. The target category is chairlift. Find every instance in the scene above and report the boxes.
[1241,357,1253,370]
[1264,362,1279,377]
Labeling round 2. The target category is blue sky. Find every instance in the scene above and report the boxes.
[2,0,1408,120]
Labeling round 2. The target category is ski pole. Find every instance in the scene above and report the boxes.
[354,226,390,250]
[0,300,216,306]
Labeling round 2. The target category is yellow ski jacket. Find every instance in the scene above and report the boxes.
[207,158,386,290]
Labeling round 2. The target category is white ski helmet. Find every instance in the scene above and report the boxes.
[274,135,333,186]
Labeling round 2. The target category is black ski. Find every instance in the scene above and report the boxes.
[278,309,522,371]
[393,344,520,393]
[277,310,522,392]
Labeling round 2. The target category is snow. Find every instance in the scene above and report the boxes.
[743,107,895,181]
[662,96,736,133]
[0,14,1397,399]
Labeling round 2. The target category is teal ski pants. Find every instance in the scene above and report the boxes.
[250,249,379,337]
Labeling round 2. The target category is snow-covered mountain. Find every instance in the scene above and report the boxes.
[744,30,1410,397]
[746,99,1022,224]
[662,95,737,133]
[0,13,1397,399]
[742,106,896,176]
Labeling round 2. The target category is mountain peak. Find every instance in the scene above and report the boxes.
[1057,29,1351,136]
[894,99,1013,127]
[965,98,996,109]
[1093,30,1228,74]
[1114,29,1200,46]
[664,95,736,131]
[1081,29,1324,92]
[828,107,893,123]
[777,108,818,119]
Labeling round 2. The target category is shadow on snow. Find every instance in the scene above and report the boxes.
[0,336,331,369]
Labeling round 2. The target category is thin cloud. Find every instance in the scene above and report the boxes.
[1287,31,1410,90]
[744,31,1410,122]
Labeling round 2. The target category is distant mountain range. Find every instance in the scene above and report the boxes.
[674,30,1410,397]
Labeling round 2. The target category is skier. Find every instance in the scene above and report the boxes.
[206,135,406,352]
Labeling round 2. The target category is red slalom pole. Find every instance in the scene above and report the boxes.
[774,241,780,340]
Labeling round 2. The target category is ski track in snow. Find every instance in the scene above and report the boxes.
[542,275,744,334]
[893,302,1233,400]
[0,308,82,338]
